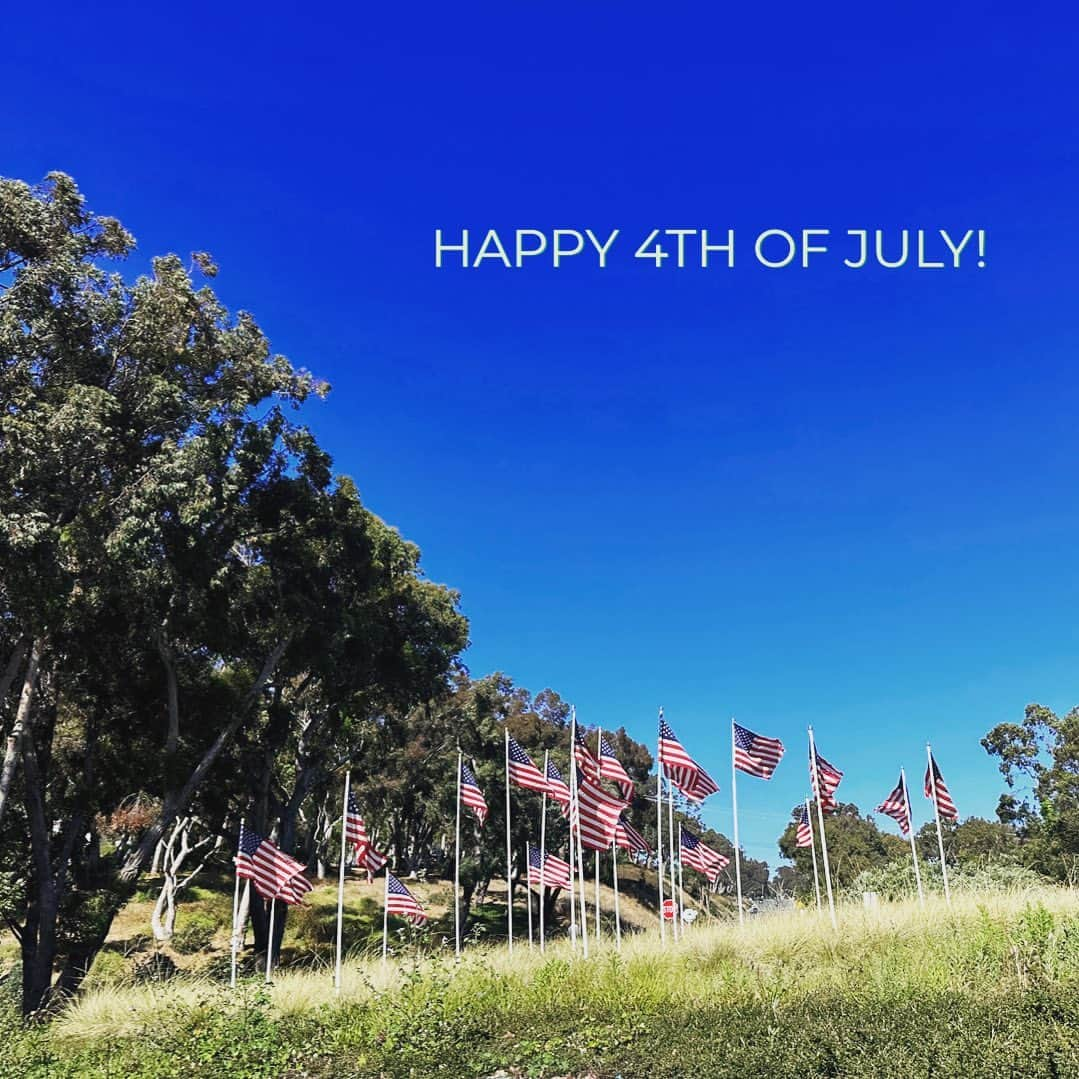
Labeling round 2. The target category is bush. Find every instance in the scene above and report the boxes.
[171,911,217,954]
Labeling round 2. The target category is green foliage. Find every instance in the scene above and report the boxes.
[2,893,1079,1077]
[171,912,217,955]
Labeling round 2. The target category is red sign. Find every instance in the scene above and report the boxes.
[662,899,676,920]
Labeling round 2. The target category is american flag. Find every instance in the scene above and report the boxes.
[385,871,427,925]
[363,843,388,874]
[545,757,571,805]
[460,760,488,826]
[236,825,309,903]
[527,843,571,889]
[574,727,600,781]
[507,735,548,793]
[810,746,843,813]
[344,792,387,872]
[598,734,634,802]
[658,712,719,803]
[925,754,958,821]
[679,825,729,883]
[345,791,370,851]
[566,771,624,851]
[877,775,911,836]
[615,814,651,855]
[795,804,813,848]
[278,873,314,906]
[733,722,785,780]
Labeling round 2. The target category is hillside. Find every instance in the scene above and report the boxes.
[3,886,1078,1077]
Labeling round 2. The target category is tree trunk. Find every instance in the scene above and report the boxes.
[0,636,43,826]
[120,635,291,880]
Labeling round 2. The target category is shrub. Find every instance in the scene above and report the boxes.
[171,911,217,954]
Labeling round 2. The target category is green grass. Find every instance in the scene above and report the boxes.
[3,888,1079,1077]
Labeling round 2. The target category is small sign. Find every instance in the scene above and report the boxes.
[662,899,676,920]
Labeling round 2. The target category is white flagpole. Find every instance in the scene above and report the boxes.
[808,727,837,929]
[540,751,549,952]
[567,758,579,950]
[334,777,350,993]
[612,838,622,949]
[656,710,666,943]
[594,727,603,944]
[454,750,462,957]
[570,707,589,958]
[731,719,744,927]
[927,744,952,906]
[230,817,244,989]
[526,842,534,948]
[677,839,687,927]
[805,797,822,915]
[381,872,389,962]
[504,729,514,953]
[667,782,678,940]
[901,768,925,908]
[265,897,276,984]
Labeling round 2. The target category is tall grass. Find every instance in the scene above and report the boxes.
[3,886,1079,1077]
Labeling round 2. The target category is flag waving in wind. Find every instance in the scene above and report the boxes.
[733,722,785,780]
[598,733,634,802]
[507,735,548,793]
[658,712,718,803]
[795,804,813,848]
[925,754,958,821]
[574,727,600,781]
[344,793,387,873]
[566,770,624,850]
[615,815,651,855]
[679,825,729,883]
[236,825,309,904]
[527,843,571,889]
[810,747,843,813]
[545,757,571,806]
[385,872,427,925]
[460,761,488,826]
[877,775,911,836]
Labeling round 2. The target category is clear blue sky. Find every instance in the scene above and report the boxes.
[6,4,1078,862]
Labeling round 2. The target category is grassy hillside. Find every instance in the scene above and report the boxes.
[3,886,1079,1077]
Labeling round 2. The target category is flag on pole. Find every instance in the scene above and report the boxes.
[658,714,719,803]
[877,775,912,835]
[598,734,635,802]
[925,754,958,820]
[615,815,651,855]
[278,873,314,905]
[385,872,427,925]
[810,748,843,812]
[544,757,571,805]
[565,771,624,850]
[574,728,601,781]
[460,761,489,826]
[507,735,549,793]
[795,804,813,848]
[344,792,388,871]
[528,844,571,889]
[344,791,371,851]
[732,722,785,780]
[236,825,309,903]
[679,825,729,883]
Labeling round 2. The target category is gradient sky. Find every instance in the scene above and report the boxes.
[6,4,1078,862]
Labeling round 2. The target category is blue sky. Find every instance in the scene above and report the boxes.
[6,4,1078,862]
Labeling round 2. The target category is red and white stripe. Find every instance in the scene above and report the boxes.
[528,844,571,890]
[236,826,309,904]
[795,805,813,848]
[733,722,785,780]
[565,772,624,851]
[877,775,911,836]
[385,872,427,925]
[615,816,650,855]
[598,733,634,802]
[679,826,729,883]
[925,755,958,821]
[810,748,843,813]
[658,713,718,803]
[460,761,488,826]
